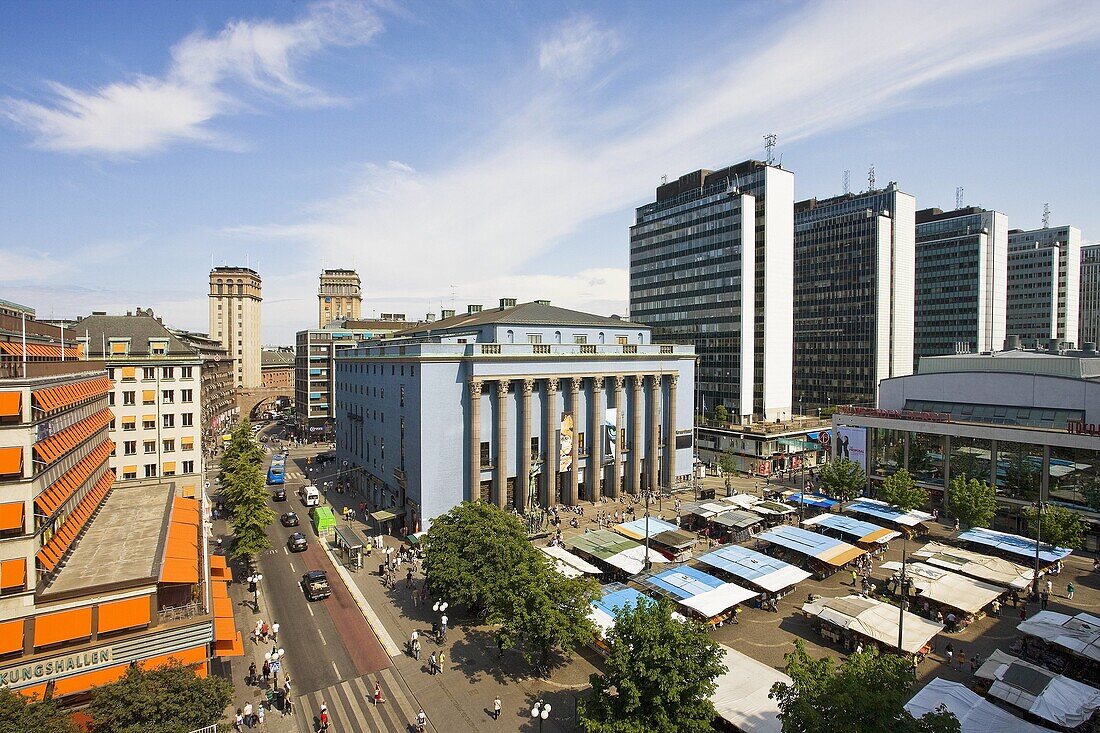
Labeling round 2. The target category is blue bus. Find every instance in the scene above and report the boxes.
[268,455,287,485]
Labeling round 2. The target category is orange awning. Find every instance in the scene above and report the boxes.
[97,596,151,634]
[214,616,237,643]
[160,498,200,584]
[162,461,176,474]
[52,663,127,697]
[0,502,24,532]
[0,391,20,417]
[211,579,229,598]
[36,469,114,572]
[160,558,199,584]
[214,631,244,658]
[0,446,22,477]
[210,555,231,582]
[0,558,26,590]
[142,391,156,403]
[33,408,113,465]
[30,376,111,414]
[0,342,81,359]
[140,645,207,670]
[34,606,92,647]
[0,619,23,656]
[35,439,113,517]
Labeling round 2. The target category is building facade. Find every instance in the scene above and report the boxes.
[76,314,204,490]
[914,206,1008,366]
[1007,225,1082,346]
[172,330,237,453]
[793,183,916,409]
[1081,244,1100,348]
[630,160,794,424]
[208,267,262,389]
[334,301,695,530]
[318,269,363,327]
[261,349,294,390]
[832,345,1100,549]
[295,325,378,439]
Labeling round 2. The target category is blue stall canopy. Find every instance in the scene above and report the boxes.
[756,525,865,567]
[958,526,1072,565]
[696,544,811,593]
[846,498,933,528]
[802,512,900,545]
[785,492,838,510]
[637,566,758,619]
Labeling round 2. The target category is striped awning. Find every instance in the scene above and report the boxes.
[31,376,112,414]
[33,408,113,465]
[37,469,115,572]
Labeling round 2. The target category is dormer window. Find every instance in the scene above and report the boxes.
[109,339,129,356]
[149,339,169,356]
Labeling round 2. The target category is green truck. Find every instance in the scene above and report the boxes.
[310,505,336,537]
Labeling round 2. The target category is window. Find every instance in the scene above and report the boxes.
[142,367,155,380]
[107,368,115,381]
[144,441,156,454]
[123,468,137,480]
[531,437,539,458]
[162,366,174,379]
[181,389,193,403]
[528,334,542,344]
[181,413,193,427]
[181,366,192,379]
[124,441,136,455]
[480,441,491,467]
[400,385,405,407]
[108,392,115,407]
[578,432,585,454]
[163,439,175,453]
[182,460,194,473]
[142,390,155,405]
[122,418,136,432]
[150,341,167,356]
[142,418,156,430]
[574,335,587,345]
[123,391,135,406]
[617,336,629,345]
[163,414,175,428]
[162,390,174,403]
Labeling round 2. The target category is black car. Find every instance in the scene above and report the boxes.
[288,532,308,553]
[273,487,287,502]
[303,569,330,600]
[280,511,299,527]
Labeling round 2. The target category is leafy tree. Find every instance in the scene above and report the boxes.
[1001,448,1039,500]
[818,458,866,508]
[88,662,233,733]
[581,597,724,733]
[771,640,959,733]
[1023,504,1086,550]
[946,476,996,529]
[228,464,275,562]
[0,688,79,733]
[1076,474,1100,512]
[718,448,739,478]
[714,404,729,424]
[880,470,929,512]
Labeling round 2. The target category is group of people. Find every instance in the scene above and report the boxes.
[250,619,279,645]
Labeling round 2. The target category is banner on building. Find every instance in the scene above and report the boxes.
[834,426,868,471]
[559,413,574,472]
[604,408,618,463]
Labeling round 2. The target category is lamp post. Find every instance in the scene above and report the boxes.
[1032,501,1044,601]
[644,490,652,571]
[247,573,263,612]
[432,601,449,641]
[896,531,909,653]
[531,700,552,732]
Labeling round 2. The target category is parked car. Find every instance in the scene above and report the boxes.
[273,487,287,502]
[280,511,299,527]
[303,569,330,599]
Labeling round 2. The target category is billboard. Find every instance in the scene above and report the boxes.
[559,413,574,472]
[604,408,617,464]
[834,426,867,471]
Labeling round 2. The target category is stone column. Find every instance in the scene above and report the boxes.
[664,374,678,492]
[611,376,624,498]
[468,378,483,501]
[543,379,559,507]
[631,375,644,495]
[589,377,604,502]
[519,378,534,512]
[494,379,509,509]
[648,374,661,492]
[567,377,582,505]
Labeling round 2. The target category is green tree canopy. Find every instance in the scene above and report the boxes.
[1001,448,1040,500]
[499,559,600,667]
[1024,504,1086,550]
[581,597,725,733]
[771,641,959,733]
[818,458,866,507]
[718,448,739,477]
[880,470,929,512]
[714,404,729,424]
[218,419,274,563]
[0,688,79,733]
[88,662,233,733]
[946,476,996,529]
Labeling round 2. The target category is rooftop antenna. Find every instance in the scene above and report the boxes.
[450,284,457,310]
[1042,202,1051,229]
[955,187,964,210]
[764,134,777,166]
[843,170,850,195]
[660,174,668,186]
[867,165,876,192]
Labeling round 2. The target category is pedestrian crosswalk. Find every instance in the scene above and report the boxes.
[296,668,429,732]
[286,471,305,481]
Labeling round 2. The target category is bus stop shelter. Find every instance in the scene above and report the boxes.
[333,523,368,572]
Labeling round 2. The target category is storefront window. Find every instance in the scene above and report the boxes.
[869,428,904,478]
[907,432,944,486]
[994,440,1041,501]
[950,435,992,486]
[1049,444,1100,509]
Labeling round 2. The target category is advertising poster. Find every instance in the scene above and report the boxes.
[559,413,574,472]
[834,426,867,471]
[604,408,618,464]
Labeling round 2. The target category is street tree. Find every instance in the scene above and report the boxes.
[946,476,996,529]
[88,662,233,733]
[718,448,739,478]
[818,458,866,508]
[1023,503,1086,550]
[880,470,929,512]
[714,404,729,424]
[581,597,724,733]
[771,640,959,733]
[228,466,275,563]
[0,688,79,733]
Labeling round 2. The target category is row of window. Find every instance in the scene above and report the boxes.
[112,413,194,429]
[109,389,193,406]
[121,439,196,454]
[120,460,196,480]
[109,366,193,381]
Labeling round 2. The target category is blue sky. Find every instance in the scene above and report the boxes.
[2,0,1098,344]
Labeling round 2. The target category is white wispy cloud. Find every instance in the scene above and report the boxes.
[538,15,621,78]
[1,0,383,156]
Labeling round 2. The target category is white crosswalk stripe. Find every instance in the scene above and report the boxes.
[296,669,429,732]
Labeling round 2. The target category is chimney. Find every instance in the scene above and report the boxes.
[467,304,482,314]
[425,313,437,322]
[499,298,517,311]
[1003,335,1020,351]
[441,309,455,319]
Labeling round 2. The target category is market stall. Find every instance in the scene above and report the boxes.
[783,492,838,517]
[801,512,900,549]
[710,510,766,543]
[567,529,643,577]
[906,678,1057,733]
[1017,611,1100,664]
[957,526,1072,566]
[975,649,1100,729]
[910,541,1034,590]
[710,644,791,733]
[588,584,686,653]
[540,545,602,579]
[695,544,811,596]
[901,562,1003,621]
[755,525,865,578]
[845,498,933,537]
[801,594,942,656]
[635,566,758,625]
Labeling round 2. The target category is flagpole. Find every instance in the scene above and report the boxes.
[21,312,27,372]
[60,321,65,361]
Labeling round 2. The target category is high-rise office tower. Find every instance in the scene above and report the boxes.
[1080,244,1100,348]
[208,267,262,388]
[793,183,916,410]
[914,207,1008,365]
[318,269,362,327]
[1006,225,1081,346]
[629,160,794,423]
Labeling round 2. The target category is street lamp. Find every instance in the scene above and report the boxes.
[1032,501,1044,601]
[897,531,910,653]
[531,700,552,732]
[247,573,263,612]
[644,490,652,571]
[432,601,449,641]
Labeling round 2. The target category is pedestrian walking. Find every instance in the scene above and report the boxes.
[956,649,966,670]
[954,518,960,532]
[256,704,265,727]
[440,614,449,640]
[374,682,386,705]
[262,660,271,684]
[944,642,954,664]
[1068,581,1076,600]
[248,661,257,686]
[493,697,501,720]
[243,702,254,728]
[282,692,293,717]
[271,622,279,644]
[1020,606,1028,621]
[991,599,1001,617]
[1047,579,1053,595]
[234,710,244,732]
[1041,590,1050,610]
[428,651,437,675]
[850,570,858,586]
[416,709,427,732]
[438,650,446,673]
[413,639,421,660]
[406,568,414,588]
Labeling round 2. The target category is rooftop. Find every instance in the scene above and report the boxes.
[396,301,640,337]
[917,348,1100,380]
[261,350,294,367]
[43,481,175,599]
[76,313,198,357]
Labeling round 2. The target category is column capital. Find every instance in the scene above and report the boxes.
[545,378,559,394]
[570,376,583,394]
[630,374,645,390]
[648,374,661,390]
[613,375,626,391]
[591,376,605,391]
[496,379,510,398]
[521,378,535,396]
[469,378,483,397]
[668,373,678,389]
